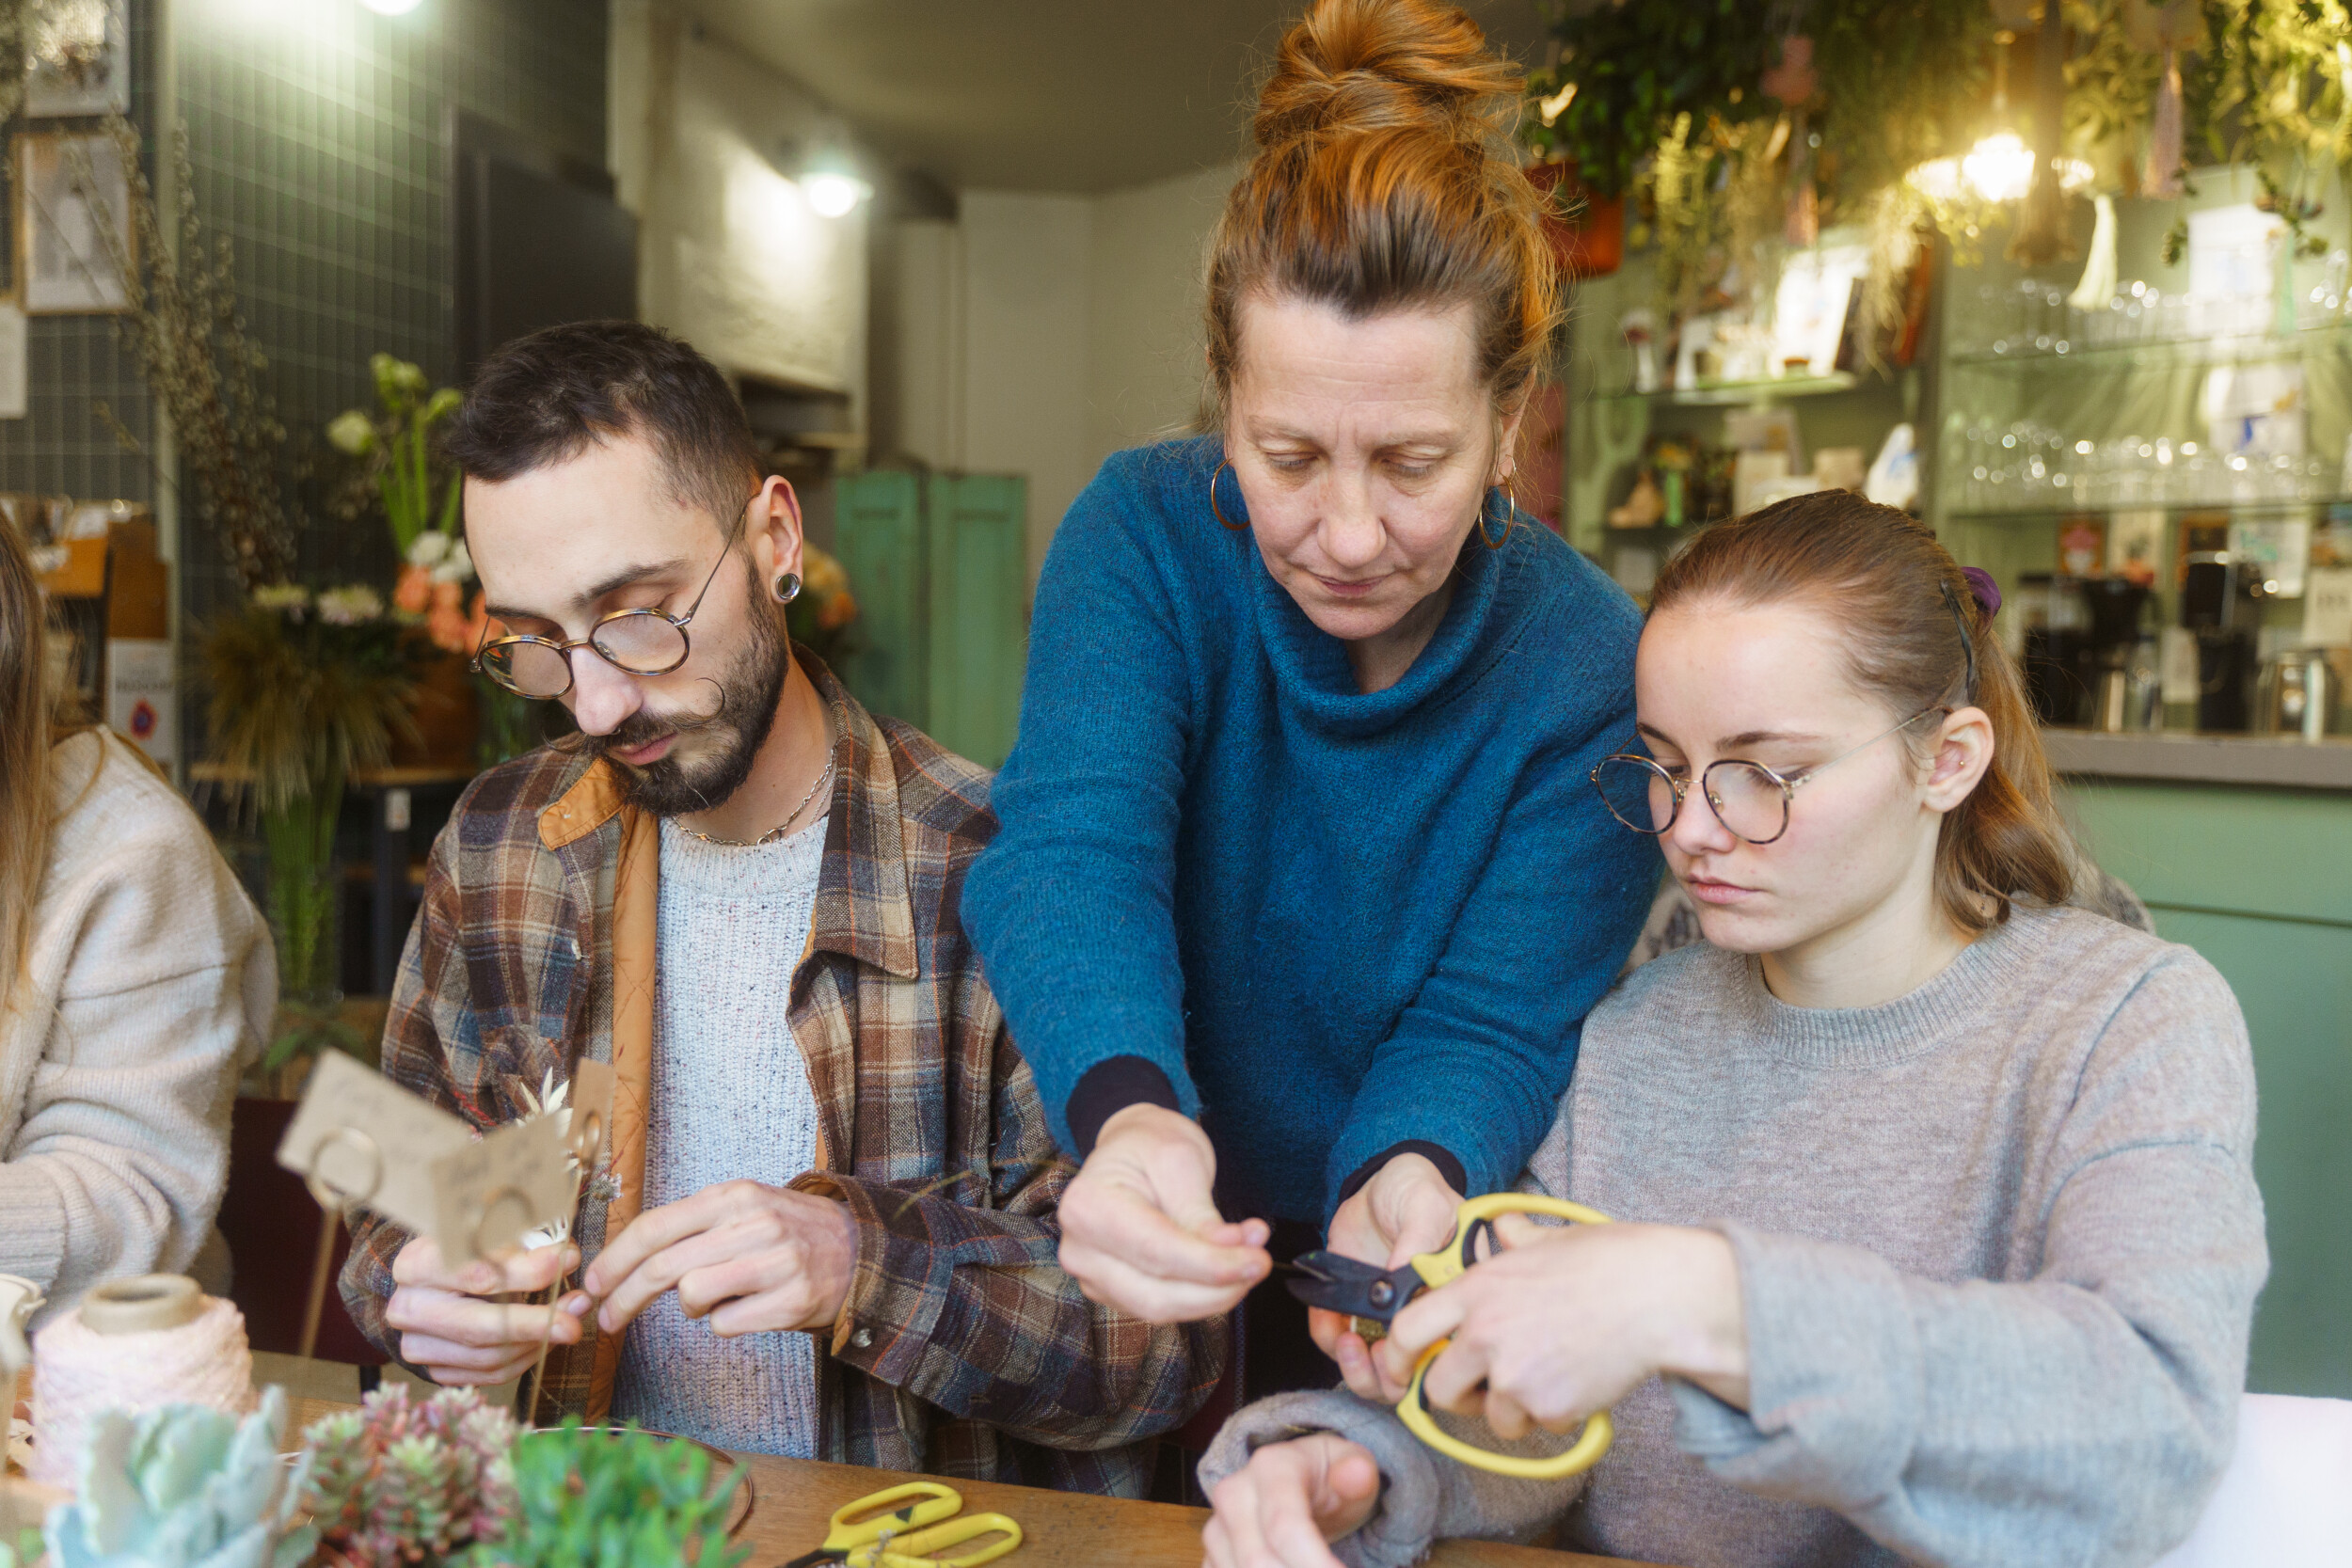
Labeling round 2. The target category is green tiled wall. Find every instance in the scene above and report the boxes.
[174,0,606,620]
[0,0,607,625]
[0,0,162,502]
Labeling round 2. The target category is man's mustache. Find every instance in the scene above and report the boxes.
[591,678,728,762]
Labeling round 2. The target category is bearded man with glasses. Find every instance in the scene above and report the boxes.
[338,321,1223,1495]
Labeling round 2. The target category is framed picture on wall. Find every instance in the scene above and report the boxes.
[24,0,131,119]
[16,132,135,315]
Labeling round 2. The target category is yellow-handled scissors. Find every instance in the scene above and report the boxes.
[782,1481,1023,1568]
[1286,1191,1616,1481]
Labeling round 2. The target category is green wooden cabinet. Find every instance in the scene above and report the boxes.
[833,470,1028,769]
[2061,778,2352,1399]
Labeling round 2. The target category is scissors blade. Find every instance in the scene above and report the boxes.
[1282,1250,1424,1323]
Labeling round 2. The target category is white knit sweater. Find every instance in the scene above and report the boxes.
[0,732,271,1324]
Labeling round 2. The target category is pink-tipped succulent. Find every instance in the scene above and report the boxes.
[300,1385,518,1565]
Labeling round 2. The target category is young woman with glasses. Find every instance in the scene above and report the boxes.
[1198,490,2266,1568]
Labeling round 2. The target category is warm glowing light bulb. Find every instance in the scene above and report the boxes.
[1961,132,2036,202]
[1907,134,2094,205]
[361,0,424,13]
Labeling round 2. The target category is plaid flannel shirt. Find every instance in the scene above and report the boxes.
[340,654,1226,1493]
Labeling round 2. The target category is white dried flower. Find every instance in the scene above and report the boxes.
[405,531,453,568]
[251,583,311,615]
[431,538,474,585]
[513,1068,587,1251]
[326,408,375,456]
[316,584,384,626]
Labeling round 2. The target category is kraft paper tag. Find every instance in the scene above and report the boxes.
[428,1111,575,1266]
[568,1058,614,1171]
[277,1052,470,1235]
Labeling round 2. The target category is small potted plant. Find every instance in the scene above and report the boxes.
[468,1421,744,1568]
[299,1385,517,1568]
[39,1388,316,1568]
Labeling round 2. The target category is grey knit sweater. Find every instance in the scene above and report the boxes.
[1201,906,2266,1568]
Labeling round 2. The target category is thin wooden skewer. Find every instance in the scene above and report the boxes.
[297,1205,340,1361]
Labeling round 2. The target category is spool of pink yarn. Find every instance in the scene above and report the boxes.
[28,1275,256,1488]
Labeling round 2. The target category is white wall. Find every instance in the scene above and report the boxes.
[880,161,1246,588]
[957,193,1097,580]
[611,0,868,416]
[1085,161,1241,461]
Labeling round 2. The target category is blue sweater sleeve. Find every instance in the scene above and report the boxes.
[1321,643,1656,1212]
[963,460,1202,1152]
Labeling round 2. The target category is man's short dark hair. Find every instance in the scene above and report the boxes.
[443,321,764,529]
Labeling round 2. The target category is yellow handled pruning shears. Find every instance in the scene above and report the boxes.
[782,1481,1023,1568]
[1286,1191,1616,1481]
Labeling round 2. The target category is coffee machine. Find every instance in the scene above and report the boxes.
[2019,576,2152,726]
[2181,552,2259,733]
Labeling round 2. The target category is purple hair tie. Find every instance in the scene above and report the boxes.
[1961,566,2001,619]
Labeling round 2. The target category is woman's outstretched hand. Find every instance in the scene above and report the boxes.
[1311,1152,1463,1402]
[1375,1217,1751,1438]
[1203,1433,1382,1568]
[1057,1102,1270,1323]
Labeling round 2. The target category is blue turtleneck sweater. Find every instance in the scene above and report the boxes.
[964,437,1655,1225]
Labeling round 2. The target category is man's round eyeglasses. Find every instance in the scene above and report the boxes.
[469,500,752,701]
[1588,705,1947,847]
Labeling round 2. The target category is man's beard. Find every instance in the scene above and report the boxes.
[591,566,791,817]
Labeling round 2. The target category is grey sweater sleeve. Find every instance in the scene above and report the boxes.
[1675,957,2267,1568]
[1198,1388,1585,1568]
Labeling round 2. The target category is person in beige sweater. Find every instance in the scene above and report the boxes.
[0,522,271,1327]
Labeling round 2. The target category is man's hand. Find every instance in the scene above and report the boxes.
[1375,1219,1749,1439]
[1202,1433,1382,1568]
[1311,1152,1462,1402]
[1055,1103,1269,1324]
[581,1180,857,1338]
[386,1233,589,1387]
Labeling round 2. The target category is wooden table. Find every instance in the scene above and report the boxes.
[282,1396,1631,1566]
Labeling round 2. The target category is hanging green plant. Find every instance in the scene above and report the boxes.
[1525,0,1995,218]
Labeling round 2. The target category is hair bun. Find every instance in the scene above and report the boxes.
[1253,0,1521,151]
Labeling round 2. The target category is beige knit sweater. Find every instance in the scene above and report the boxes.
[0,731,271,1325]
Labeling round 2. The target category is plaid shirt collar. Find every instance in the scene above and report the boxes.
[535,653,920,980]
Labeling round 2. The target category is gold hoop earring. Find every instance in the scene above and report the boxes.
[1478,475,1517,549]
[1209,459,1247,532]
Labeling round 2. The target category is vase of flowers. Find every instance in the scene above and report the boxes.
[203,583,417,1074]
[328,356,505,771]
[83,121,420,1076]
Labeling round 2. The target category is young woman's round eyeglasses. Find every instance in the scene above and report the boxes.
[1588,705,1948,847]
[469,500,751,700]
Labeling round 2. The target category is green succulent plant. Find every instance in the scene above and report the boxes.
[465,1421,744,1568]
[43,1386,316,1568]
[300,1385,518,1567]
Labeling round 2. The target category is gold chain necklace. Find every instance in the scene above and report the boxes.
[675,756,835,848]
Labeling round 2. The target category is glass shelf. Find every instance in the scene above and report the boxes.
[1590,371,1865,406]
[1945,495,2352,523]
[1948,316,2352,374]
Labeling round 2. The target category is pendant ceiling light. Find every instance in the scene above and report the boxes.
[1904,26,2089,206]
